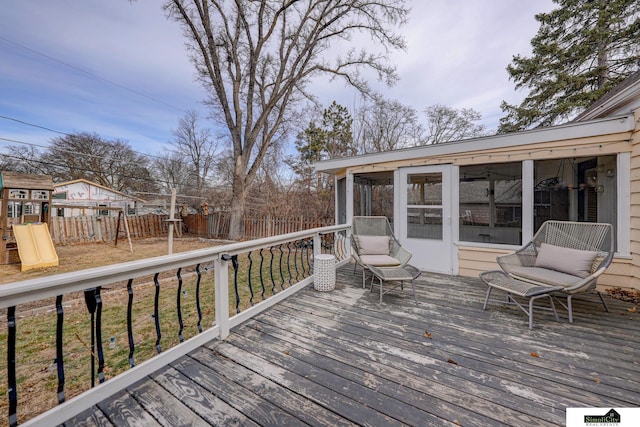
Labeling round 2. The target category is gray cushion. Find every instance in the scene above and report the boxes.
[509,266,583,287]
[360,254,401,267]
[355,235,390,255]
[534,243,598,278]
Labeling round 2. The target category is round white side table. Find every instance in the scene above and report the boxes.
[313,254,336,291]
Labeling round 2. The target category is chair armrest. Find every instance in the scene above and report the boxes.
[350,235,364,266]
[393,246,412,266]
[561,267,606,294]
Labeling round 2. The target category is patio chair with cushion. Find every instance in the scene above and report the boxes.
[351,216,412,288]
[495,220,614,323]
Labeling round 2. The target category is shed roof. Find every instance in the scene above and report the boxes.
[0,171,54,190]
[54,179,146,203]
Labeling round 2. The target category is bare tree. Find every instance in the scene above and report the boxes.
[42,132,154,193]
[423,104,488,145]
[164,0,408,239]
[168,110,218,199]
[152,151,195,194]
[1,145,48,174]
[354,96,423,153]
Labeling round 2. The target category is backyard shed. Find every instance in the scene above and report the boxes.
[52,179,144,217]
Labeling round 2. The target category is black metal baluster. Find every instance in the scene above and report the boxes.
[95,287,105,384]
[259,248,266,300]
[293,240,300,282]
[153,273,162,353]
[7,306,17,427]
[195,264,203,333]
[176,268,184,343]
[278,244,285,290]
[83,289,97,387]
[269,246,276,294]
[322,233,332,254]
[231,255,240,313]
[247,252,255,305]
[303,238,313,275]
[301,238,309,277]
[286,242,292,286]
[126,279,135,367]
[55,295,65,403]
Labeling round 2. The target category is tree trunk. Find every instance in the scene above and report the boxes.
[228,171,247,240]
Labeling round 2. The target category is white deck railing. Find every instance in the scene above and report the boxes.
[0,224,351,426]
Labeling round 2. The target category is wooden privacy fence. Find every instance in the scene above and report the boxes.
[50,214,169,244]
[182,213,334,240]
[50,214,334,244]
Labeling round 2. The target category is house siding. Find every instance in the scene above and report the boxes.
[629,108,640,289]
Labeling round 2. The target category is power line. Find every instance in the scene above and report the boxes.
[0,117,172,163]
[0,36,189,114]
[0,115,68,135]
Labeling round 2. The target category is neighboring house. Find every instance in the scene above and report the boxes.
[315,70,640,290]
[52,179,144,217]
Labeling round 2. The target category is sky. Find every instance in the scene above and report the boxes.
[0,0,556,158]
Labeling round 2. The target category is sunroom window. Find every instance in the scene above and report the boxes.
[534,156,616,235]
[459,162,522,245]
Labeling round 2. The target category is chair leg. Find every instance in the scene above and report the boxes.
[567,295,574,324]
[483,286,492,310]
[597,291,610,313]
[410,280,418,305]
[548,295,559,322]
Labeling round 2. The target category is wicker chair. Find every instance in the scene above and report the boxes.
[351,216,412,288]
[496,220,614,323]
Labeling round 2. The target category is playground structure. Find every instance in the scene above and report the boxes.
[0,171,57,269]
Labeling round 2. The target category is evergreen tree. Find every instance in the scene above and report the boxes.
[287,102,355,192]
[499,0,640,133]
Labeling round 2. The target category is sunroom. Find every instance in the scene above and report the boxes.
[316,97,640,289]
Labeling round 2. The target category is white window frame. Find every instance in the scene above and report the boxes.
[456,154,630,256]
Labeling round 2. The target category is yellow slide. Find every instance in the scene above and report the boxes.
[13,223,59,272]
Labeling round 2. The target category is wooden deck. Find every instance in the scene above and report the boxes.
[67,266,640,426]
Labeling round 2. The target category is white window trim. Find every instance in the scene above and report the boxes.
[617,152,631,256]
[455,154,630,256]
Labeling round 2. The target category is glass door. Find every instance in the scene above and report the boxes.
[399,165,453,274]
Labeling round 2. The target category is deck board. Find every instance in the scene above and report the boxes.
[68,267,640,426]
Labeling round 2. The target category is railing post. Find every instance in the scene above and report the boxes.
[215,255,230,340]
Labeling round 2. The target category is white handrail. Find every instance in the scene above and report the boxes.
[0,223,350,310]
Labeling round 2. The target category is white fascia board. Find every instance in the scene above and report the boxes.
[577,80,640,121]
[315,114,634,174]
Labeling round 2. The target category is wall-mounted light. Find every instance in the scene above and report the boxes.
[595,185,605,193]
[605,168,615,178]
